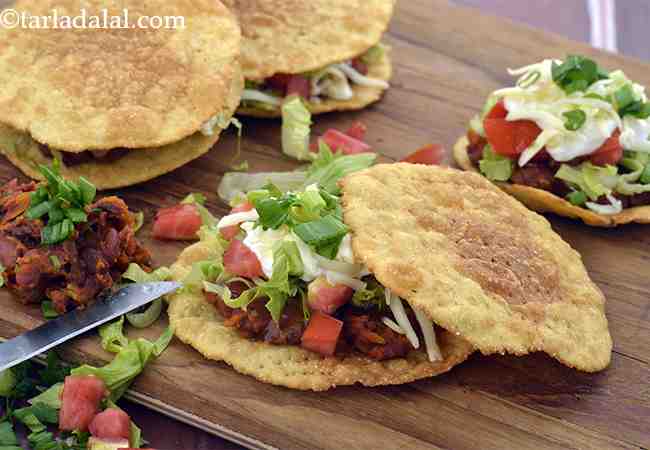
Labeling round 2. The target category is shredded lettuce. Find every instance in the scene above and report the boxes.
[302,142,376,193]
[555,162,618,200]
[479,145,514,181]
[218,171,307,203]
[72,321,174,401]
[183,260,225,292]
[281,95,312,161]
[122,264,172,329]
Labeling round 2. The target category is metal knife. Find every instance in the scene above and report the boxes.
[0,281,181,372]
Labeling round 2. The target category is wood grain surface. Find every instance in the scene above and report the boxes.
[0,0,649,449]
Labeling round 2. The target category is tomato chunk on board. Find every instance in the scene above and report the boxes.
[152,204,202,241]
[89,408,131,440]
[483,100,542,157]
[401,144,445,165]
[59,375,107,432]
[319,129,372,155]
[307,277,353,315]
[301,311,344,356]
[220,202,255,240]
[590,129,623,166]
[345,121,368,141]
[223,239,264,279]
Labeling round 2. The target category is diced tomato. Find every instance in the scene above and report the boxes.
[220,202,254,240]
[401,144,445,165]
[484,101,542,157]
[286,75,311,99]
[152,204,202,241]
[345,121,368,141]
[590,129,623,166]
[59,375,107,432]
[266,73,292,92]
[351,58,369,75]
[307,277,353,315]
[301,311,344,356]
[319,129,372,155]
[485,100,508,119]
[89,408,131,440]
[223,239,264,279]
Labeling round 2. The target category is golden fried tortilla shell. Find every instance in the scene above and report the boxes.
[0,0,240,151]
[224,0,394,80]
[340,163,612,372]
[237,48,392,117]
[453,136,650,226]
[167,237,473,391]
[0,68,243,190]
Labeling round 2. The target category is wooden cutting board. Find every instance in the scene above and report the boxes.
[0,1,648,448]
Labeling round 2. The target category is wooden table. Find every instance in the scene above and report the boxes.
[2,1,649,449]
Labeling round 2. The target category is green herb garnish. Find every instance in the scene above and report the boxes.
[552,55,607,94]
[26,161,97,245]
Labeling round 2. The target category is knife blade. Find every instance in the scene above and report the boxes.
[0,281,181,372]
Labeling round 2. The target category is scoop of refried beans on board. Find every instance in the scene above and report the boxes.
[0,162,151,313]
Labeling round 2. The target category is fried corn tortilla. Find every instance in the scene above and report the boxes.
[167,236,473,391]
[237,47,392,118]
[454,136,650,227]
[0,0,241,151]
[224,0,395,81]
[0,69,243,190]
[340,163,612,372]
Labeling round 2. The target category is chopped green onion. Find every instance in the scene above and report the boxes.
[566,191,588,206]
[65,208,87,223]
[25,201,51,220]
[293,215,348,249]
[41,301,59,320]
[41,218,74,245]
[563,109,587,131]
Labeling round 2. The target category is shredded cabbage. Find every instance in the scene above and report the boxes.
[335,63,389,89]
[586,193,623,215]
[241,89,282,106]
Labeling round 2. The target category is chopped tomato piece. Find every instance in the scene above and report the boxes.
[351,58,369,75]
[266,73,292,92]
[345,121,368,141]
[59,375,107,432]
[307,277,353,315]
[152,204,202,241]
[484,101,542,157]
[286,75,311,99]
[485,100,508,119]
[590,129,623,166]
[89,408,131,440]
[221,202,254,240]
[318,129,372,155]
[401,144,445,165]
[223,239,264,279]
[301,311,344,356]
